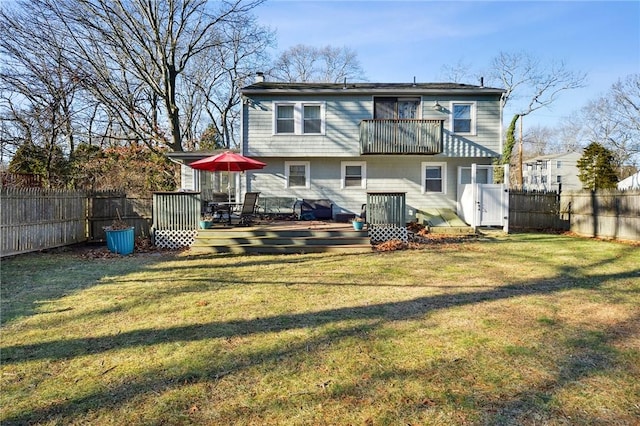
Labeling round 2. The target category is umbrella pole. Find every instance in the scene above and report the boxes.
[227,164,232,203]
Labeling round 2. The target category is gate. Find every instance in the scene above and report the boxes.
[478,184,507,226]
[458,164,509,231]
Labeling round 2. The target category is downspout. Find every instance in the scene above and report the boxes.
[239,98,247,198]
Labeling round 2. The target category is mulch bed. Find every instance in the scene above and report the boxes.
[373,222,479,252]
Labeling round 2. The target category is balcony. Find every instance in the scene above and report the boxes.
[359,119,444,155]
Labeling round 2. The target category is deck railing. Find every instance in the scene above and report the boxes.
[366,191,408,243]
[152,191,201,231]
[360,119,444,154]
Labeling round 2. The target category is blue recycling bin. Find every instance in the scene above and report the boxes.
[105,227,135,255]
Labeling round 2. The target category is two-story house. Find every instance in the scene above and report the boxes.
[238,77,506,225]
[522,152,583,192]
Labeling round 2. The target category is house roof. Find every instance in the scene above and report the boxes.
[618,171,640,190]
[241,82,505,96]
[523,151,583,164]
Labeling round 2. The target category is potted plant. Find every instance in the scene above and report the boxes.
[199,213,213,229]
[352,216,364,231]
[103,209,135,255]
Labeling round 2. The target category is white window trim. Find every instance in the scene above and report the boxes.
[284,161,310,189]
[421,161,447,194]
[273,102,326,135]
[341,161,367,189]
[450,101,477,136]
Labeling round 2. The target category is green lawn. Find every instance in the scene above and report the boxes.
[1,233,639,425]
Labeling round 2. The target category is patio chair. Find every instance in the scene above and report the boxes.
[237,192,260,226]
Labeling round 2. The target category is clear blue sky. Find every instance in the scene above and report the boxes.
[254,0,640,130]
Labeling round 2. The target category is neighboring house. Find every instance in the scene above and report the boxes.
[522,152,583,192]
[236,77,507,224]
[618,171,640,190]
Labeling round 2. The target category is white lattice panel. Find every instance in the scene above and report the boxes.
[368,225,408,243]
[154,230,198,249]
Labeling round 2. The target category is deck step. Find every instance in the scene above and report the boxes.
[189,243,372,255]
[190,226,372,254]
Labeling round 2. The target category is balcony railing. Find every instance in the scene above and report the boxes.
[360,119,444,155]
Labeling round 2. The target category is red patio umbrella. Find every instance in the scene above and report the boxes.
[189,151,266,202]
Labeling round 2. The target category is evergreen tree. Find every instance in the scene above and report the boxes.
[577,142,619,190]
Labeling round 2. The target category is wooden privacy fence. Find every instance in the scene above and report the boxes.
[509,190,569,231]
[1,188,87,257]
[1,189,153,257]
[510,189,639,241]
[88,191,152,241]
[564,190,639,241]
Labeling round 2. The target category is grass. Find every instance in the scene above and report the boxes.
[1,233,639,425]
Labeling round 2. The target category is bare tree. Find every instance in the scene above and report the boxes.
[522,125,558,158]
[271,44,366,83]
[0,2,87,185]
[438,59,477,84]
[553,74,640,171]
[29,0,264,152]
[184,13,273,149]
[487,51,587,186]
[579,74,640,168]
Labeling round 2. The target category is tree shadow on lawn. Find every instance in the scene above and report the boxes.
[0,253,147,325]
[2,265,638,425]
[476,314,640,425]
[0,250,366,326]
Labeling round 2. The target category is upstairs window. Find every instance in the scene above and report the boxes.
[274,102,325,135]
[303,105,322,133]
[451,102,475,134]
[276,105,295,133]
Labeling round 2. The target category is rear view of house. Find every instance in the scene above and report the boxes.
[240,78,506,225]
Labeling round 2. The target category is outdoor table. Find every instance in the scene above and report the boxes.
[209,202,242,225]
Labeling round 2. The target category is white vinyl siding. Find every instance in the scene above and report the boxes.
[244,95,502,158]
